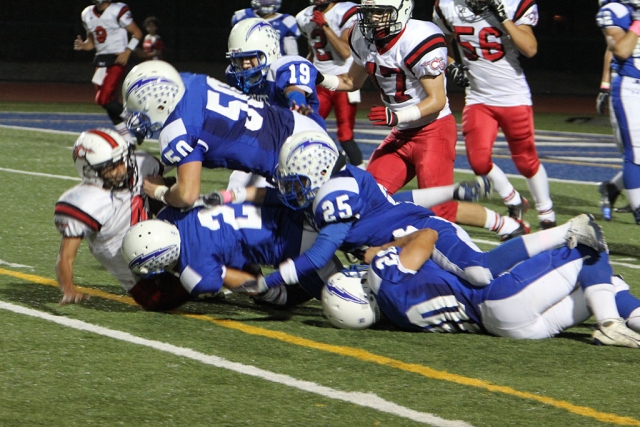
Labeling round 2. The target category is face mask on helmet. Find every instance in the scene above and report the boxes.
[121,220,181,277]
[72,128,135,190]
[358,0,413,43]
[274,131,341,210]
[122,60,185,141]
[464,0,490,14]
[227,18,281,94]
[251,0,282,15]
[322,266,380,330]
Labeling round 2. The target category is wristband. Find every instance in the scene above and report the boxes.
[127,38,139,51]
[154,185,169,203]
[394,106,422,124]
[630,21,640,37]
[286,90,308,109]
[600,82,611,90]
[231,187,247,204]
[319,74,340,91]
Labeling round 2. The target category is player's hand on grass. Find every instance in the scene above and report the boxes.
[59,286,90,306]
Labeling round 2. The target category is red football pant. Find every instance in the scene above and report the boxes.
[462,104,540,178]
[316,85,357,142]
[94,64,126,106]
[367,114,458,221]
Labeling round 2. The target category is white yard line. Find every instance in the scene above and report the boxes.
[0,300,472,427]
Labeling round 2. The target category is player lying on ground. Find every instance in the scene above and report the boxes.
[120,202,342,311]
[209,131,606,294]
[323,226,640,348]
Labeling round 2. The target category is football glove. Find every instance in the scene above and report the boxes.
[446,62,470,88]
[367,105,398,126]
[203,190,233,206]
[233,276,268,294]
[311,10,328,28]
[596,87,610,115]
[486,0,509,23]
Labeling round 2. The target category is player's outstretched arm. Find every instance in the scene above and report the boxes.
[56,236,90,305]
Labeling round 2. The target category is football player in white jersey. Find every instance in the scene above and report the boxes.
[596,0,640,225]
[74,0,142,145]
[297,0,364,168]
[324,227,640,349]
[318,0,527,240]
[54,129,163,305]
[231,0,301,55]
[433,0,556,230]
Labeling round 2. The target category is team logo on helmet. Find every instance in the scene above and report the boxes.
[72,144,94,161]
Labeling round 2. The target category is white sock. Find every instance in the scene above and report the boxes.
[115,122,135,145]
[626,308,640,332]
[520,223,570,257]
[488,164,518,202]
[526,165,554,215]
[583,284,620,323]
[411,186,455,208]
[611,171,624,191]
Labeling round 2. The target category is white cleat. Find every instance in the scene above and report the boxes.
[592,318,640,348]
[565,214,608,253]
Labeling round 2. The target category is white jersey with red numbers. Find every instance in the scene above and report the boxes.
[53,152,161,291]
[349,19,452,130]
[80,2,135,55]
[433,0,538,106]
[296,2,358,75]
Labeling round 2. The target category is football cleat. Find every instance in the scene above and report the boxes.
[598,181,620,221]
[453,176,492,202]
[507,197,529,221]
[615,203,632,213]
[539,219,557,229]
[592,318,640,348]
[564,214,607,253]
[499,219,530,242]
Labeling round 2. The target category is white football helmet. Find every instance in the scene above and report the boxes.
[251,0,282,15]
[122,60,185,141]
[274,130,342,210]
[121,220,181,276]
[227,18,281,93]
[73,128,135,190]
[358,0,414,42]
[322,267,380,330]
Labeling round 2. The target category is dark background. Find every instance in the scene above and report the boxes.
[0,0,605,95]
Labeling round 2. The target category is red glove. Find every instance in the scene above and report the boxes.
[367,106,399,127]
[311,10,328,28]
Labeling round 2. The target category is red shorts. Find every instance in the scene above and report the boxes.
[462,104,540,177]
[316,85,357,142]
[94,64,126,106]
[366,114,458,221]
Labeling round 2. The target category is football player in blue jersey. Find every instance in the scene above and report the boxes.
[221,131,607,294]
[121,60,328,209]
[231,0,301,56]
[596,0,640,224]
[323,227,640,348]
[121,202,343,310]
[226,18,324,127]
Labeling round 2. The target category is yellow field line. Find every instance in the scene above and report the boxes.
[1,267,638,426]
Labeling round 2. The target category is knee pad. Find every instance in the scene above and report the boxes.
[462,266,494,287]
[511,152,540,178]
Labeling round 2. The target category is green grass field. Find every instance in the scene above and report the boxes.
[1,102,639,427]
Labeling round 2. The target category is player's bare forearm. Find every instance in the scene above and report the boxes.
[503,22,537,58]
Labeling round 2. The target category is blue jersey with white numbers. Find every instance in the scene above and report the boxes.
[368,246,484,333]
[157,204,306,295]
[158,74,296,180]
[231,9,301,55]
[596,3,640,78]
[225,55,324,128]
[311,165,436,253]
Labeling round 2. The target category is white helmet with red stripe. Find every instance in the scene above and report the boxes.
[358,0,414,42]
[73,128,135,190]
